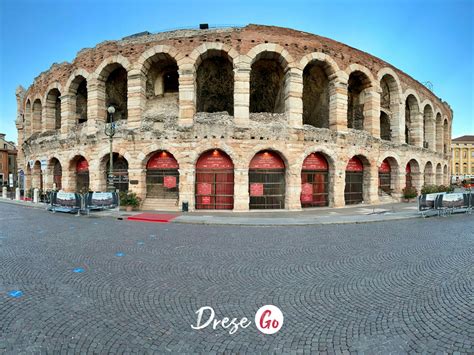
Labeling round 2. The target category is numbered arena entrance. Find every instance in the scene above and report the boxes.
[301,153,329,207]
[105,154,129,192]
[249,151,286,209]
[378,159,391,195]
[146,151,179,200]
[195,150,234,210]
[76,157,89,192]
[344,156,364,205]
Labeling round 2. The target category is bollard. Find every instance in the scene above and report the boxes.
[2,187,6,199]
[33,188,39,203]
[15,187,20,200]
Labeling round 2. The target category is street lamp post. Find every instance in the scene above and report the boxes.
[105,106,116,192]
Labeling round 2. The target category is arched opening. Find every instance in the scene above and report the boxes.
[69,76,88,124]
[50,158,62,190]
[74,157,89,193]
[249,150,286,209]
[344,156,364,205]
[378,158,398,196]
[46,88,61,130]
[195,150,234,210]
[405,95,419,145]
[25,100,31,135]
[301,152,329,207]
[379,74,399,141]
[144,53,179,118]
[424,161,434,186]
[423,105,433,149]
[146,151,179,201]
[250,53,286,113]
[32,161,43,190]
[455,163,460,175]
[196,50,234,115]
[103,64,128,121]
[443,119,449,154]
[347,71,371,131]
[33,99,42,133]
[443,165,448,184]
[405,159,420,189]
[302,61,330,128]
[436,113,443,153]
[436,163,443,185]
[103,153,129,192]
[380,112,391,141]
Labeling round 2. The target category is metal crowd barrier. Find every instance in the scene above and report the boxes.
[47,191,119,215]
[418,192,473,217]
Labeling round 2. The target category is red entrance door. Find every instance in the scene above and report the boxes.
[195,150,234,210]
[146,151,179,199]
[344,156,364,205]
[76,157,89,192]
[378,159,391,195]
[301,152,329,207]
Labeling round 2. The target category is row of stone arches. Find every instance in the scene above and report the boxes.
[25,149,448,210]
[22,43,450,154]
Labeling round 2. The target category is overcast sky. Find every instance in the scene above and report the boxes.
[0,0,472,143]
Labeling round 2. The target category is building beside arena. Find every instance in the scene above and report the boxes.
[451,135,474,182]
[15,24,452,211]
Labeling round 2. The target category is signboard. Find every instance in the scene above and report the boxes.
[202,196,211,205]
[164,176,177,189]
[9,174,13,188]
[40,159,47,171]
[29,160,34,168]
[197,150,233,170]
[346,157,364,172]
[249,151,285,170]
[85,192,119,210]
[197,183,212,195]
[49,191,82,213]
[147,151,179,169]
[302,153,328,171]
[250,183,264,196]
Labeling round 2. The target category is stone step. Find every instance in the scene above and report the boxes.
[141,198,180,211]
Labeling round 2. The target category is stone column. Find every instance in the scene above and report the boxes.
[89,170,102,192]
[286,166,302,210]
[233,63,250,127]
[411,110,423,148]
[233,168,249,211]
[127,69,145,130]
[60,94,75,135]
[331,164,346,207]
[178,63,195,126]
[62,169,76,193]
[364,163,380,204]
[86,78,103,135]
[43,100,55,132]
[412,172,423,194]
[392,169,404,201]
[363,89,381,138]
[285,67,303,128]
[328,75,348,132]
[128,168,146,201]
[178,167,195,210]
[426,118,436,151]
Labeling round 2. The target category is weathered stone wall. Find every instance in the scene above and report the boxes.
[16,24,452,211]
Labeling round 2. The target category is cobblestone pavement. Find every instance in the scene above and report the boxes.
[0,203,473,354]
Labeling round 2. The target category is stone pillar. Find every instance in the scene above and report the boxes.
[128,168,146,201]
[412,172,423,194]
[412,110,423,148]
[178,167,195,211]
[2,187,6,199]
[127,70,145,130]
[426,118,436,151]
[286,167,302,210]
[328,76,348,132]
[331,164,346,207]
[86,78,102,135]
[43,167,54,190]
[178,63,195,126]
[391,101,404,144]
[392,169,404,201]
[363,89,381,138]
[285,68,303,128]
[62,169,75,193]
[60,94,75,135]
[364,163,380,204]
[233,63,250,127]
[89,170,102,192]
[233,168,249,211]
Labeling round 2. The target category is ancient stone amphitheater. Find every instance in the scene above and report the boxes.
[15,24,452,211]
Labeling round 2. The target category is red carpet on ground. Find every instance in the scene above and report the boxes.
[127,213,178,223]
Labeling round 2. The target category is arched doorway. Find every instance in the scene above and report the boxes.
[405,163,412,188]
[378,159,391,195]
[249,150,286,209]
[344,156,364,205]
[104,154,129,192]
[146,151,179,201]
[301,153,329,207]
[195,150,234,210]
[76,157,89,192]
[51,158,62,190]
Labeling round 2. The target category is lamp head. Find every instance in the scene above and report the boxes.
[107,106,116,114]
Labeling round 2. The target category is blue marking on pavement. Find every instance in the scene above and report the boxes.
[137,241,144,245]
[73,268,85,273]
[8,290,23,298]
[115,252,125,257]
[149,234,156,238]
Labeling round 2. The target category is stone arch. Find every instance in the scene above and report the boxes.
[31,160,43,190]
[435,163,443,185]
[194,47,235,115]
[435,112,443,153]
[346,70,372,131]
[405,158,422,193]
[32,98,43,133]
[443,164,448,185]
[246,43,294,67]
[443,118,449,154]
[48,156,63,190]
[424,161,434,186]
[45,86,62,131]
[94,56,130,122]
[404,93,421,146]
[66,70,89,124]
[379,72,401,141]
[136,44,180,73]
[140,145,183,170]
[98,152,130,192]
[189,42,240,69]
[300,150,336,207]
[344,154,371,205]
[422,102,434,150]
[299,52,340,75]
[69,155,90,193]
[378,155,401,196]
